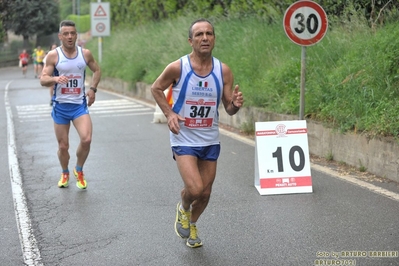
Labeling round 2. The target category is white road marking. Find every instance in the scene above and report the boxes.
[5,81,43,265]
[15,99,152,122]
[312,164,399,202]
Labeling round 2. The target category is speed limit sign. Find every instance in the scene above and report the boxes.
[254,120,313,195]
[284,0,328,46]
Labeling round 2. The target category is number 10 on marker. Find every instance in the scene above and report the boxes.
[254,120,313,195]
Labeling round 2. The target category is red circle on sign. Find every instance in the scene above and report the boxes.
[283,0,328,46]
[96,23,105,32]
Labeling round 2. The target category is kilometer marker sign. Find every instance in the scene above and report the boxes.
[254,120,313,195]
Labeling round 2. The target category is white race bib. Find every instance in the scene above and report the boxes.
[61,73,83,94]
[183,98,216,128]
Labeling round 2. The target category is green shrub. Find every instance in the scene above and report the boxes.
[85,14,399,138]
[66,14,91,33]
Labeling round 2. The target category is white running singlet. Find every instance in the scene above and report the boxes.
[53,46,87,104]
[170,55,223,147]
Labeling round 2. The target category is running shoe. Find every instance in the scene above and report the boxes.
[73,168,87,189]
[58,173,69,188]
[186,224,203,248]
[175,202,190,239]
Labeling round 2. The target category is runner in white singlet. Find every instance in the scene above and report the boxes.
[151,18,244,248]
[40,20,101,190]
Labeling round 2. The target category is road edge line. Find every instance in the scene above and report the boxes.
[5,81,42,265]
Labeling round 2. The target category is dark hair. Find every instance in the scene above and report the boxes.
[59,20,76,32]
[49,43,57,50]
[188,18,214,39]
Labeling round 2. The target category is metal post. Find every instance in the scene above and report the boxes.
[77,0,80,44]
[98,0,102,63]
[98,37,102,63]
[299,46,306,120]
[72,0,76,16]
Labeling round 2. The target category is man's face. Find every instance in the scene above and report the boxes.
[58,26,77,49]
[189,22,215,55]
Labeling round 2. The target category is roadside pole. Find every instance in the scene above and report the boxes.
[98,0,102,63]
[283,0,328,119]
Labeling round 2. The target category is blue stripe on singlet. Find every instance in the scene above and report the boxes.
[52,68,59,102]
[172,71,193,114]
[211,71,221,110]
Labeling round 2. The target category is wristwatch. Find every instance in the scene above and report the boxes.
[90,87,97,93]
[231,100,240,109]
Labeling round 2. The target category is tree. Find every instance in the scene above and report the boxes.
[0,20,5,44]
[3,0,59,48]
[0,0,13,43]
[59,0,91,20]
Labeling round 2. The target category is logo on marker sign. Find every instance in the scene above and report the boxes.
[275,124,287,137]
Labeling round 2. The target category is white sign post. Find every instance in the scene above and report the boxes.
[283,0,328,120]
[90,2,111,63]
[90,2,110,36]
[254,120,313,195]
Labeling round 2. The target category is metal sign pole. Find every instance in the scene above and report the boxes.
[77,0,80,45]
[98,0,102,63]
[283,0,328,120]
[300,46,306,120]
[98,37,102,63]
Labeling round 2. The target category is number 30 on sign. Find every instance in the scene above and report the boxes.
[254,120,313,195]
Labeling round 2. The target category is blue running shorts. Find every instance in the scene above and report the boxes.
[52,103,89,125]
[172,144,221,161]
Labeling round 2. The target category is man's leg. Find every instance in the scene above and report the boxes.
[54,122,71,187]
[190,159,217,223]
[72,114,92,168]
[175,155,217,247]
[173,155,199,239]
[71,114,92,189]
[175,155,217,221]
[37,63,43,78]
[175,155,200,209]
[54,123,71,170]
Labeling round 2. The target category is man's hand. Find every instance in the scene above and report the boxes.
[232,85,244,108]
[167,112,185,135]
[56,75,68,84]
[86,89,96,106]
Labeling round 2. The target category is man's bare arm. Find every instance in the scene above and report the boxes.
[151,60,185,134]
[40,50,58,87]
[84,49,101,89]
[221,63,243,116]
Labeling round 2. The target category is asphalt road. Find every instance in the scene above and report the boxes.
[1,66,398,266]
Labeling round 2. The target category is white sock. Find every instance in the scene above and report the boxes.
[180,204,190,212]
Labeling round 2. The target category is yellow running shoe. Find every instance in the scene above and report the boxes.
[175,202,190,239]
[58,173,69,188]
[73,168,87,189]
[186,224,203,248]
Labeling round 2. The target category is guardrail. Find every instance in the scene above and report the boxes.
[0,59,19,68]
